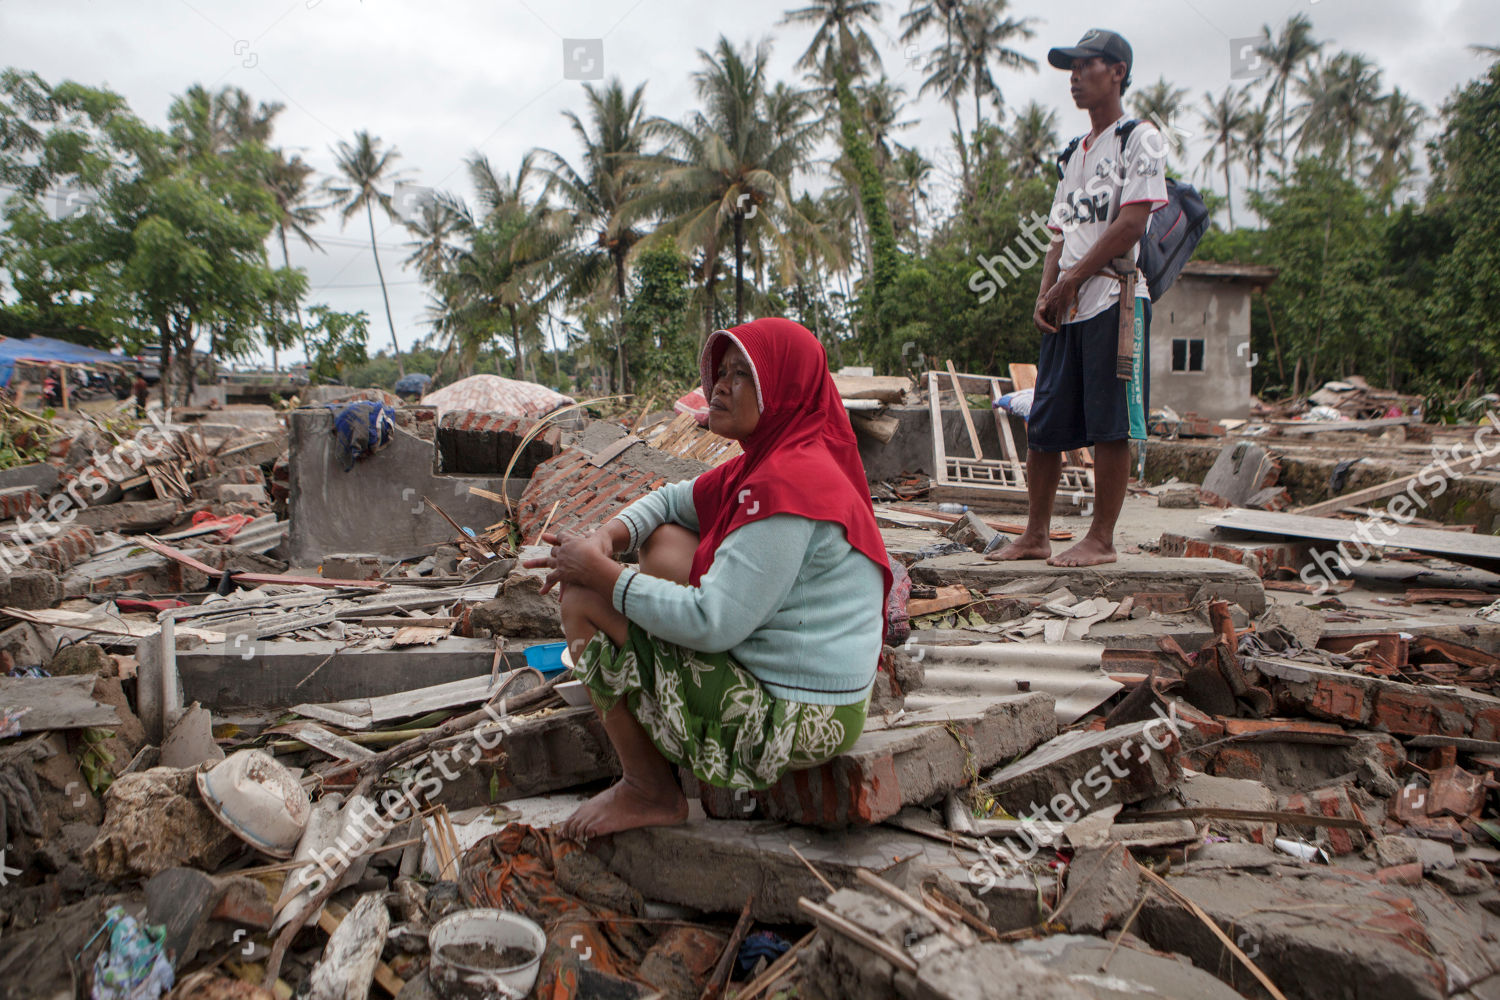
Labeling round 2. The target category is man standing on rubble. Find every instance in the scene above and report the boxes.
[989,28,1166,567]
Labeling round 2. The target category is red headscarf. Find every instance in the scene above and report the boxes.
[689,319,893,607]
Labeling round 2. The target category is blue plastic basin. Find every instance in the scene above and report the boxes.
[522,641,569,676]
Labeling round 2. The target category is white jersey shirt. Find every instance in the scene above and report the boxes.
[1046,115,1169,325]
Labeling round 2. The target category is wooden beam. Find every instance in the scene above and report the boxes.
[946,360,983,459]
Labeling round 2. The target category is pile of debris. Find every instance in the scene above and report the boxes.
[0,380,1497,1000]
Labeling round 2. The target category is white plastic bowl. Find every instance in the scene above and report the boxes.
[555,680,593,708]
[195,749,311,858]
[428,908,546,999]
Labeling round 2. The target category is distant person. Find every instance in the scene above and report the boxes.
[990,28,1166,568]
[132,372,149,418]
[42,369,62,408]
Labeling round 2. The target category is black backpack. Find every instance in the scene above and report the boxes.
[1056,119,1210,301]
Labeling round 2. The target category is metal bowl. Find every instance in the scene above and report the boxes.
[195,749,312,858]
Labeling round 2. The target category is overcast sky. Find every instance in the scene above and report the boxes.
[2,0,1495,365]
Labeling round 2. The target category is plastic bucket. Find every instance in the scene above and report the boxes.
[429,908,546,999]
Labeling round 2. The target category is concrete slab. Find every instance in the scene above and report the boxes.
[595,816,1043,928]
[908,554,1266,616]
[982,720,1182,817]
[1136,869,1478,1000]
[285,407,522,564]
[175,637,533,710]
[0,463,59,494]
[1012,934,1248,1000]
[694,695,1057,827]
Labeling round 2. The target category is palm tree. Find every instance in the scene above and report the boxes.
[403,192,470,282]
[781,0,901,334]
[329,130,410,375]
[783,0,882,77]
[888,144,932,250]
[641,37,822,334]
[1363,89,1426,207]
[534,79,653,389]
[1199,85,1251,229]
[1002,100,1058,179]
[952,0,1037,138]
[1130,78,1190,163]
[1235,108,1272,221]
[1255,14,1323,166]
[168,84,281,161]
[900,0,970,185]
[265,150,325,368]
[1295,52,1383,182]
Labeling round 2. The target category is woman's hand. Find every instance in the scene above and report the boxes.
[522,529,620,595]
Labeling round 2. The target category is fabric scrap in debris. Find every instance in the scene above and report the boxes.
[88,905,174,1000]
[324,401,395,472]
[459,824,666,1000]
[190,511,256,540]
[0,706,28,739]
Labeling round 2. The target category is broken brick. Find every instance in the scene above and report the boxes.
[1278,784,1368,855]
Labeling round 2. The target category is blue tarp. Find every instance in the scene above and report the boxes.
[0,336,128,385]
[393,372,432,395]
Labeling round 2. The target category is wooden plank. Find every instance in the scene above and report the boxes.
[0,675,121,732]
[1204,509,1500,575]
[988,376,1024,479]
[906,584,974,617]
[2,606,226,643]
[136,535,222,576]
[390,625,450,646]
[1293,476,1421,518]
[362,673,509,724]
[281,721,377,761]
[945,360,983,459]
[232,573,388,590]
[830,373,911,403]
[1270,416,1413,435]
[927,371,951,489]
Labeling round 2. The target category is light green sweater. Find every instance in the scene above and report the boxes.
[610,477,885,705]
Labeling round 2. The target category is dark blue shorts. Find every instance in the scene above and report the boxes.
[1028,300,1151,453]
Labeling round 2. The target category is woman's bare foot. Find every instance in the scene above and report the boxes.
[986,532,1051,561]
[559,777,688,840]
[1047,535,1117,567]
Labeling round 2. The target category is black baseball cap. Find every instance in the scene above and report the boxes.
[1047,28,1133,72]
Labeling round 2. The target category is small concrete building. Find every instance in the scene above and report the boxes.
[1149,260,1277,423]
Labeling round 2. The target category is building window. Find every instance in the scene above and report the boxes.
[1171,338,1204,373]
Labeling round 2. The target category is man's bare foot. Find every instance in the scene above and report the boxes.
[1047,536,1117,567]
[986,533,1051,561]
[559,778,687,840]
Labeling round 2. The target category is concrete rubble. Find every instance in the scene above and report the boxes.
[0,379,1497,1000]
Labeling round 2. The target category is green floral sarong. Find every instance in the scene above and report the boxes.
[572,623,867,790]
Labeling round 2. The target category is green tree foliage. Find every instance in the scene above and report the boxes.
[304,305,369,383]
[1424,60,1500,388]
[881,146,1052,373]
[621,239,697,398]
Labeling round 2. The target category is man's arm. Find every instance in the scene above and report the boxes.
[1033,238,1065,333]
[1036,203,1153,325]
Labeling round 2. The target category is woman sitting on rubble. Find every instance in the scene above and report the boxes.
[526,318,892,839]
